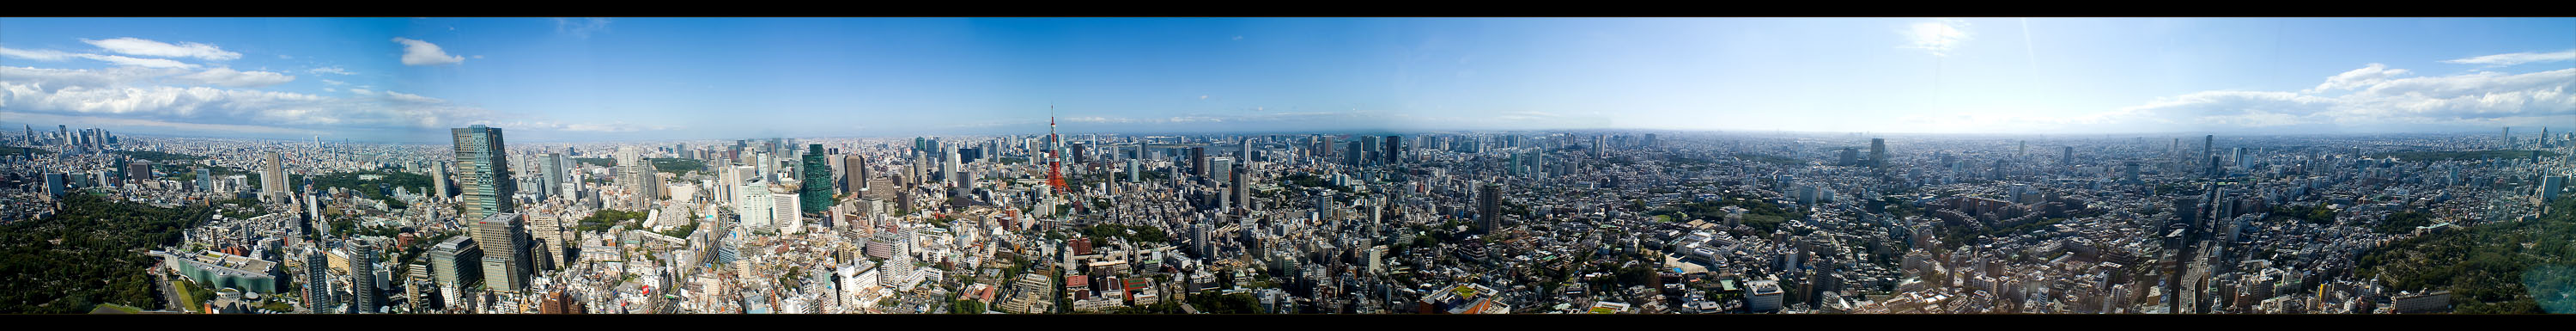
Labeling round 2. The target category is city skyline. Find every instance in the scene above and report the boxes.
[4,17,2572,143]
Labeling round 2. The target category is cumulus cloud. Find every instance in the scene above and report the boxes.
[0,66,185,90]
[2306,64,2409,94]
[0,46,79,61]
[2029,62,2575,132]
[554,18,613,38]
[2440,49,2576,67]
[80,37,240,61]
[78,53,197,69]
[392,38,464,66]
[2,46,196,69]
[167,68,296,88]
[0,66,498,129]
[1900,19,1972,57]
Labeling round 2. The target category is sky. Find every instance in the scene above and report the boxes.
[3,17,2571,143]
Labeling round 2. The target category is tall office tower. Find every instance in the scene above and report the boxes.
[2125,162,2142,183]
[349,242,378,313]
[264,151,289,204]
[194,168,213,192]
[2208,156,2223,178]
[841,155,868,195]
[1126,159,1141,182]
[429,162,451,199]
[2063,146,2075,166]
[1233,162,1252,210]
[1838,148,1859,166]
[738,182,775,230]
[755,152,775,181]
[474,212,531,293]
[800,144,833,213]
[1210,157,1235,185]
[1869,138,1888,167]
[2232,148,2247,169]
[1391,135,1412,164]
[530,214,563,271]
[56,125,67,146]
[1346,139,1366,167]
[2202,134,2215,163]
[618,147,658,209]
[945,144,966,189]
[720,165,752,205]
[2503,127,2512,147]
[1478,182,1504,233]
[453,126,515,220]
[1190,147,1209,179]
[428,236,481,304]
[540,153,566,201]
[301,246,335,312]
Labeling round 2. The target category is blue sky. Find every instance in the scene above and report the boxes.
[3,17,2571,143]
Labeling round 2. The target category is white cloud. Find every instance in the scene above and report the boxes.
[81,37,240,61]
[392,38,464,66]
[320,79,346,86]
[2038,64,2576,132]
[493,120,676,132]
[76,53,196,69]
[1900,19,1972,57]
[2306,63,2408,94]
[2440,49,2576,67]
[167,68,296,88]
[3,63,500,131]
[307,66,355,75]
[0,66,185,90]
[383,91,444,103]
[554,18,614,38]
[0,46,79,61]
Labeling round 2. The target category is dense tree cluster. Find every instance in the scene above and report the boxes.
[2360,197,2576,314]
[0,193,212,313]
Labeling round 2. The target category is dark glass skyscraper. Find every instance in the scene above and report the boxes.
[801,144,833,213]
[452,125,514,220]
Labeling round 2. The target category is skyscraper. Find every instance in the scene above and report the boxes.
[1478,182,1504,233]
[349,242,378,313]
[540,153,566,201]
[453,126,515,220]
[430,162,451,199]
[530,214,563,272]
[1868,138,1887,167]
[841,155,868,195]
[801,144,833,214]
[475,212,531,293]
[264,151,289,204]
[301,245,335,313]
[617,147,656,209]
[738,182,775,230]
[428,236,480,305]
[1384,135,1402,164]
